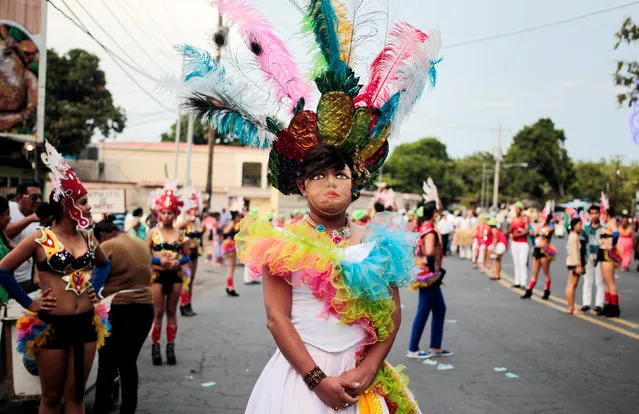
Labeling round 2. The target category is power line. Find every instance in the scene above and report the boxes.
[51,0,158,82]
[113,0,175,61]
[445,0,639,49]
[48,0,173,111]
[97,0,166,72]
[134,0,176,46]
[69,0,152,77]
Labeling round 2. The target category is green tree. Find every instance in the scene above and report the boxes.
[160,116,242,146]
[454,151,494,201]
[45,49,126,155]
[613,17,639,106]
[567,160,609,201]
[502,118,574,201]
[383,137,463,206]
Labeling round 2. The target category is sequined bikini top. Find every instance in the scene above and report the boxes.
[35,227,98,295]
[185,223,203,239]
[151,227,188,258]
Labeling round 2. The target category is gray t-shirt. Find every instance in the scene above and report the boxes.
[9,202,40,283]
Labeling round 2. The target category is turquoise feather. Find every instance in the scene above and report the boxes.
[177,44,224,81]
[372,92,400,138]
[307,0,345,74]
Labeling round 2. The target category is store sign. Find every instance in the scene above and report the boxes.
[88,188,127,214]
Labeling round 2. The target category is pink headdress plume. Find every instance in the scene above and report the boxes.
[600,192,609,220]
[354,22,428,108]
[372,188,395,209]
[212,0,312,113]
[386,28,441,139]
[540,200,554,221]
[182,186,203,213]
[422,177,440,210]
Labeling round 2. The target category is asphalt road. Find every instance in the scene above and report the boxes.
[5,237,639,413]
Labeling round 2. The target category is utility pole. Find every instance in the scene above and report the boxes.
[205,13,223,208]
[492,124,502,209]
[611,154,624,208]
[35,0,48,183]
[184,115,194,186]
[480,163,486,210]
[173,56,186,182]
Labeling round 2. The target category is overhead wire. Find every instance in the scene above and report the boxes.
[51,0,158,82]
[96,0,167,72]
[113,0,175,61]
[445,0,639,49]
[48,0,173,111]
[68,0,151,77]
[134,0,177,46]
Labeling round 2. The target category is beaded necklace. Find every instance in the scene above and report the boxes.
[305,215,351,244]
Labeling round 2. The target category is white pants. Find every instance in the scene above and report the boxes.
[582,256,604,308]
[510,241,530,287]
[459,245,471,259]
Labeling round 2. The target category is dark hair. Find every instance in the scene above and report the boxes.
[16,181,40,196]
[570,217,582,229]
[132,207,144,217]
[416,201,436,227]
[298,144,359,200]
[6,193,16,202]
[373,202,385,213]
[212,212,220,219]
[0,196,8,215]
[588,204,600,213]
[94,219,121,241]
[607,205,616,217]
[43,191,64,223]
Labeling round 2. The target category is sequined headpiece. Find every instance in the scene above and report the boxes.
[179,0,441,197]
[150,181,184,215]
[40,141,89,228]
[182,186,202,214]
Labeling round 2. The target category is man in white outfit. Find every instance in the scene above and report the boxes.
[580,205,605,312]
[457,211,473,259]
[508,202,530,289]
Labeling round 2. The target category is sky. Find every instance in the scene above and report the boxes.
[45,0,639,162]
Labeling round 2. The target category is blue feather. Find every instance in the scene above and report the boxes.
[372,92,400,138]
[428,57,442,87]
[308,0,345,74]
[177,44,224,81]
[210,110,272,149]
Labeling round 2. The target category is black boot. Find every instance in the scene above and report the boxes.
[166,343,177,365]
[226,288,240,297]
[597,304,610,316]
[180,304,196,317]
[152,343,162,366]
[186,303,197,316]
[606,304,621,318]
[542,290,550,300]
[521,289,532,299]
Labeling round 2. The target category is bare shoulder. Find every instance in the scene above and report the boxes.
[349,223,368,245]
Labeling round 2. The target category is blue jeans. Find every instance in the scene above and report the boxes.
[408,284,446,352]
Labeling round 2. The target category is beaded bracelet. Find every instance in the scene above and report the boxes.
[303,366,326,390]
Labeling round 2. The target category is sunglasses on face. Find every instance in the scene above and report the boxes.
[29,194,42,201]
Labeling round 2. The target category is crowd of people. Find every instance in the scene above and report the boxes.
[437,198,633,318]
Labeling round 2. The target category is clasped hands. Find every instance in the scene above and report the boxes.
[160,257,180,270]
[314,365,376,411]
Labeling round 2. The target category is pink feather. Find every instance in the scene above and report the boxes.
[354,22,427,108]
[212,0,312,113]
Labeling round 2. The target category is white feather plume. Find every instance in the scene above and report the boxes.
[388,29,441,140]
[422,177,440,210]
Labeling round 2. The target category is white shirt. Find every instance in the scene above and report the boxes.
[458,217,473,230]
[9,202,40,283]
[437,218,454,235]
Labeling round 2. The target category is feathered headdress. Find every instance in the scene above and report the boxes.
[182,186,203,213]
[600,192,610,220]
[149,181,184,215]
[422,177,440,210]
[230,196,245,213]
[372,188,395,209]
[40,140,89,228]
[179,0,441,196]
[540,200,554,222]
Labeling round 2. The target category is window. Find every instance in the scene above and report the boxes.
[242,162,262,187]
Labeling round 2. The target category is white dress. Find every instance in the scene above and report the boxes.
[245,243,391,414]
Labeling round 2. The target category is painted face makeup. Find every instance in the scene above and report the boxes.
[303,166,353,217]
